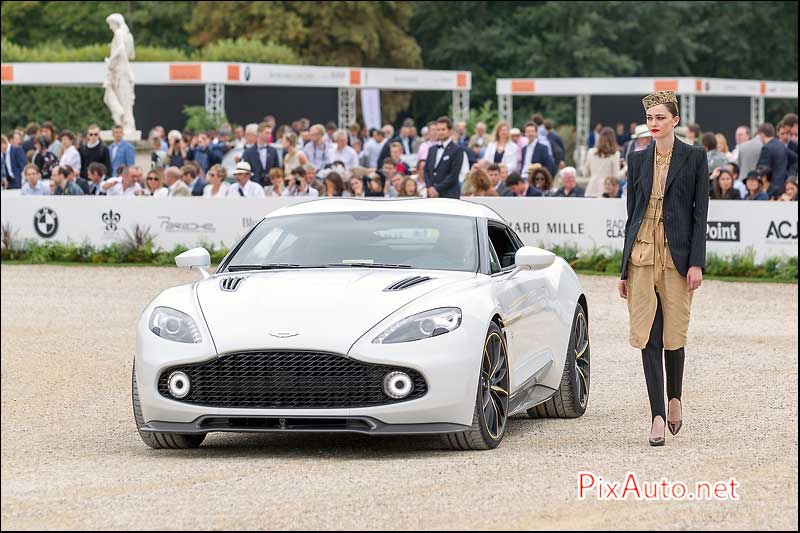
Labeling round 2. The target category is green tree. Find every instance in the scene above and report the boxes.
[187,1,423,121]
[0,1,194,49]
[410,1,797,127]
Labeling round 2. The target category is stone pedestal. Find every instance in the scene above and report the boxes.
[100,130,141,143]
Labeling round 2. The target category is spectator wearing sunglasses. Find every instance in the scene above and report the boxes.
[79,124,112,180]
[140,168,169,197]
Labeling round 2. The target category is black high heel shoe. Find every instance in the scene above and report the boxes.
[667,399,682,435]
[649,416,665,446]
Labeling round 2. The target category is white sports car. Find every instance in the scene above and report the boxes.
[133,198,590,450]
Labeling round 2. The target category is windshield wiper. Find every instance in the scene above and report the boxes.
[227,264,326,271]
[325,263,414,269]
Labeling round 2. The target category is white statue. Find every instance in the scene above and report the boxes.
[103,13,136,135]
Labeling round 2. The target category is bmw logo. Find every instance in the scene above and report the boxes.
[33,207,59,238]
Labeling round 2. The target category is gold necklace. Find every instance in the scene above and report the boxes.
[655,146,673,167]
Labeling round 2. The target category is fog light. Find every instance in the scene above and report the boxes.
[168,371,190,399]
[383,371,413,399]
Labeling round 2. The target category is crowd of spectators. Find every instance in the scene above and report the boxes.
[2,111,797,202]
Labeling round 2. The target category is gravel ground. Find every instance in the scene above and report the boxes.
[1,264,797,530]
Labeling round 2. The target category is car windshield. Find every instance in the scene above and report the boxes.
[225,211,479,273]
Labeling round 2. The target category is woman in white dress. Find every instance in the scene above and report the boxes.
[202,164,230,198]
[582,127,621,197]
[481,121,519,172]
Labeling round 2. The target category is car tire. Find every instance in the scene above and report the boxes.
[443,321,509,450]
[527,301,590,419]
[132,364,205,449]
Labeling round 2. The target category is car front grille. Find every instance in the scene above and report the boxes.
[157,350,428,409]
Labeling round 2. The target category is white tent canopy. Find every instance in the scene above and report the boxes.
[1,62,472,128]
[496,76,798,161]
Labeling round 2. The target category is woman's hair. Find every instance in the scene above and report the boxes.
[348,175,364,195]
[595,127,619,158]
[268,167,284,181]
[324,171,345,196]
[284,131,298,148]
[783,177,798,199]
[711,168,734,198]
[398,177,419,197]
[661,102,679,117]
[491,121,511,143]
[528,165,554,190]
[35,135,50,149]
[702,132,717,151]
[715,133,729,153]
[23,163,40,177]
[757,165,773,183]
[146,168,163,186]
[208,164,226,180]
[469,167,493,193]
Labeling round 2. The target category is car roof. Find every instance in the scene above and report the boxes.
[266,198,506,223]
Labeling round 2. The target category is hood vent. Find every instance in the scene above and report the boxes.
[219,276,247,292]
[383,276,433,292]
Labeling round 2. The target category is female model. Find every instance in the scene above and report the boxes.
[618,90,709,446]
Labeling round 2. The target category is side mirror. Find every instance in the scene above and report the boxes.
[508,246,556,278]
[176,247,211,279]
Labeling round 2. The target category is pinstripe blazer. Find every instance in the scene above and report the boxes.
[620,136,709,280]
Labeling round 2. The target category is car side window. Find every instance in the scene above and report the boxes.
[488,223,519,270]
[487,239,502,274]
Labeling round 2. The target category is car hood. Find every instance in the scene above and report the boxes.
[196,268,475,355]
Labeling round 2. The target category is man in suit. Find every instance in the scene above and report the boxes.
[735,126,762,177]
[180,165,207,197]
[86,162,108,195]
[778,120,798,177]
[4,133,27,189]
[378,118,418,170]
[756,123,788,190]
[187,131,223,175]
[487,163,513,196]
[242,122,279,185]
[519,121,556,177]
[424,116,465,199]
[108,125,136,177]
[164,166,192,197]
[506,173,542,196]
[544,119,566,170]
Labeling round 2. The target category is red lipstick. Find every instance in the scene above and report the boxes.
[651,128,660,133]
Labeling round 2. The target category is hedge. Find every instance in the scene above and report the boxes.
[1,38,298,133]
[1,237,796,282]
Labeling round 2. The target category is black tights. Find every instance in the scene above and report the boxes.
[641,293,685,423]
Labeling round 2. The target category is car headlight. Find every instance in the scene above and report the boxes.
[372,307,462,344]
[149,306,202,343]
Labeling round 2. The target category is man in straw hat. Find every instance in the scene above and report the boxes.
[226,161,265,198]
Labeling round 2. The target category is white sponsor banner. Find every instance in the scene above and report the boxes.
[2,62,473,91]
[1,195,796,264]
[361,88,382,131]
[467,198,798,263]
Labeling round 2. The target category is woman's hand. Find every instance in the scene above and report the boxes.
[686,266,703,291]
[618,279,628,299]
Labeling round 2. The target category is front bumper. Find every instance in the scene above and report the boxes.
[140,416,469,435]
[136,315,484,430]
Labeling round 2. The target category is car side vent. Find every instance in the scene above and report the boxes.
[383,276,433,292]
[219,276,247,292]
